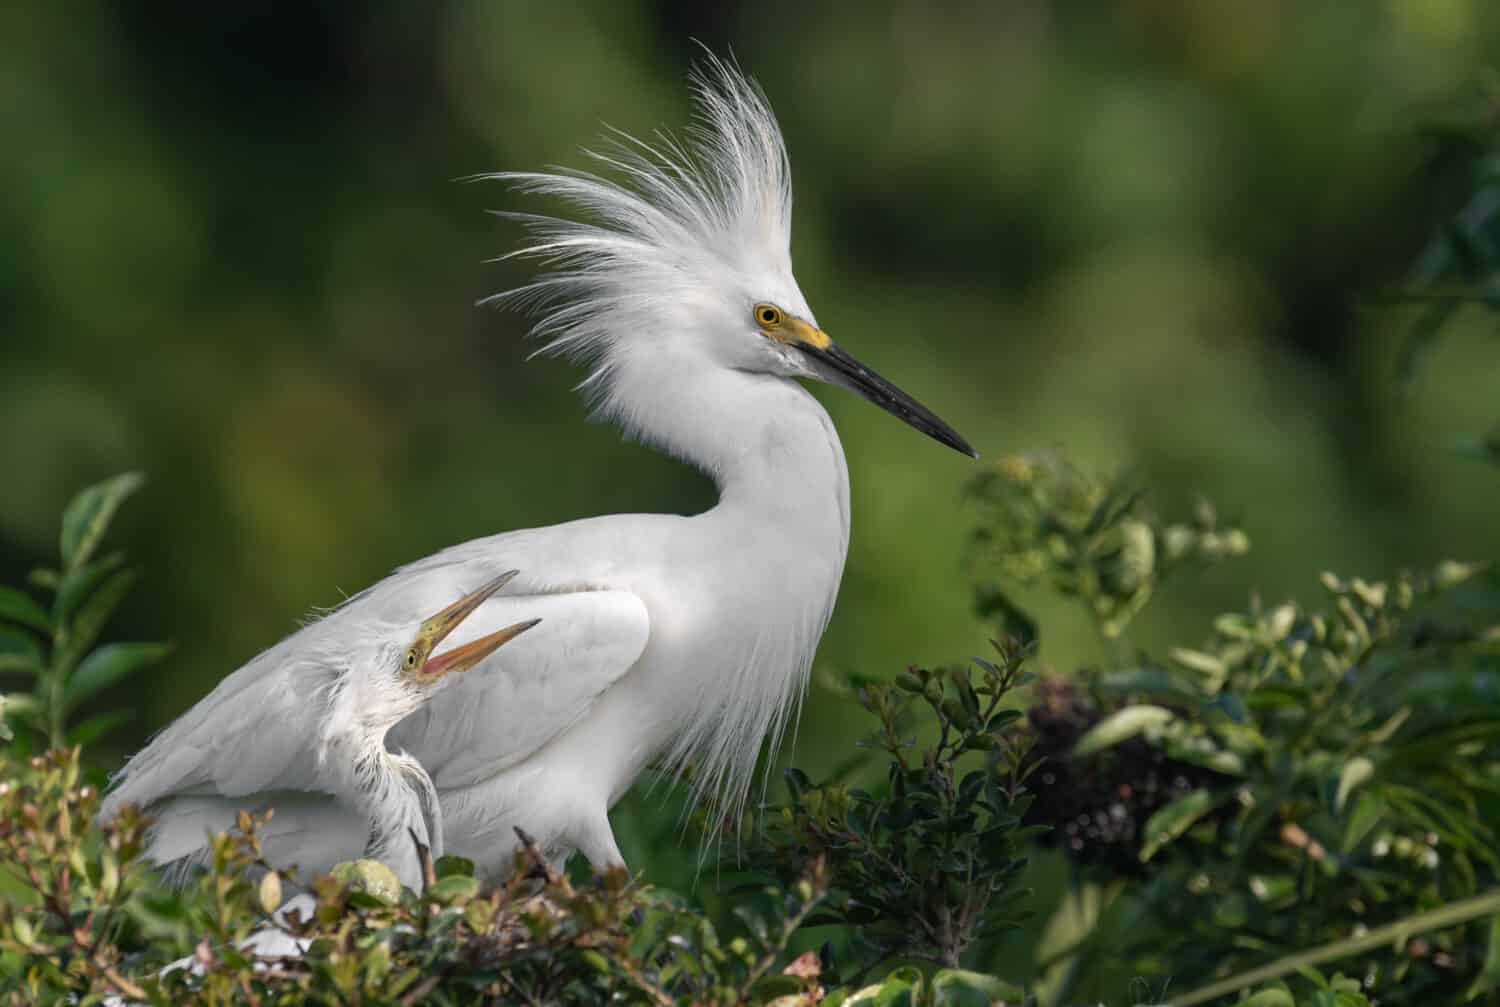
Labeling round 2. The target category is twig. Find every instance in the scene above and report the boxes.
[1168,887,1500,1007]
[732,856,828,1004]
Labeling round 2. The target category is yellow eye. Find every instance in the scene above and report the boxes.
[754,303,783,329]
[403,649,419,671]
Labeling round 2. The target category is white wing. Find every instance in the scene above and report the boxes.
[387,588,650,788]
[104,552,651,824]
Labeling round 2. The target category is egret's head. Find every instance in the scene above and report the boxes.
[358,571,540,731]
[487,54,975,459]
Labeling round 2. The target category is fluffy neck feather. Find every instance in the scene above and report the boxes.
[318,678,440,891]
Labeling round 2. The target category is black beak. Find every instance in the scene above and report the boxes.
[796,341,978,459]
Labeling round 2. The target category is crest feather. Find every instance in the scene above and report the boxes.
[480,55,794,397]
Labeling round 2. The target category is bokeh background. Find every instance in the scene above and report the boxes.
[4,0,1500,936]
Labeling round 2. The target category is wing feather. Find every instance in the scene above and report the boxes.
[388,589,650,788]
[105,553,650,832]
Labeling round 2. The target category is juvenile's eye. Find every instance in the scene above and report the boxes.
[403,649,419,670]
[754,303,783,328]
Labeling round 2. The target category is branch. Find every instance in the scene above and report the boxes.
[1168,887,1500,1007]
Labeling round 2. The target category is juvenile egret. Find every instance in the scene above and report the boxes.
[317,570,540,891]
[105,56,975,881]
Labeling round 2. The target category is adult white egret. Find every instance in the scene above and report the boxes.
[105,56,975,881]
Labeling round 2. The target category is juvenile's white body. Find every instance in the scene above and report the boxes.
[103,60,876,881]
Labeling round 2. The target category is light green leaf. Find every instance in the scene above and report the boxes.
[258,872,282,914]
[841,968,921,1007]
[3,692,40,718]
[1336,757,1375,812]
[1073,705,1175,757]
[1169,647,1226,678]
[1433,559,1486,590]
[59,472,144,572]
[330,859,402,905]
[427,874,481,903]
[64,642,171,713]
[0,586,50,633]
[1140,789,1219,862]
[1238,988,1295,1007]
[931,968,1025,1006]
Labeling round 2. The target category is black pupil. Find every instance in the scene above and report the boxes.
[761,309,775,322]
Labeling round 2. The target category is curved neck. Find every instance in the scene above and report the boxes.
[605,353,851,533]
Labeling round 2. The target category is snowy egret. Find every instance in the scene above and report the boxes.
[105,56,974,881]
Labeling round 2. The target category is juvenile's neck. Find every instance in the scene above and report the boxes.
[320,728,434,890]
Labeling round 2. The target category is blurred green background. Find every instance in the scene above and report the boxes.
[3,0,1499,884]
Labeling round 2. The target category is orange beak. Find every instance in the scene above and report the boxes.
[411,570,540,682]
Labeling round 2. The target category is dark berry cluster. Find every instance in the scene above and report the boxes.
[1023,678,1226,874]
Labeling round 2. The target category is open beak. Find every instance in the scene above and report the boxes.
[420,617,541,679]
[413,570,541,681]
[786,322,977,459]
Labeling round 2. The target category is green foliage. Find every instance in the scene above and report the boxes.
[740,641,1040,975]
[0,747,840,1005]
[966,454,1249,640]
[0,477,1050,1004]
[968,458,1500,1005]
[1,473,168,750]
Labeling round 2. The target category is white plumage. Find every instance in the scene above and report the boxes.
[104,56,974,882]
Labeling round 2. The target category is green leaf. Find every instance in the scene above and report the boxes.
[931,969,1025,1006]
[1096,666,1203,702]
[59,472,144,572]
[434,855,476,879]
[55,570,136,673]
[1238,988,1295,1007]
[1335,756,1375,812]
[842,967,922,1006]
[1140,789,1219,862]
[1340,792,1385,853]
[1169,647,1227,680]
[0,628,42,676]
[330,859,402,904]
[1073,705,1175,757]
[427,875,480,903]
[1465,914,1500,999]
[2,692,41,719]
[66,711,133,747]
[0,586,51,633]
[53,551,127,625]
[749,975,807,1000]
[64,642,171,713]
